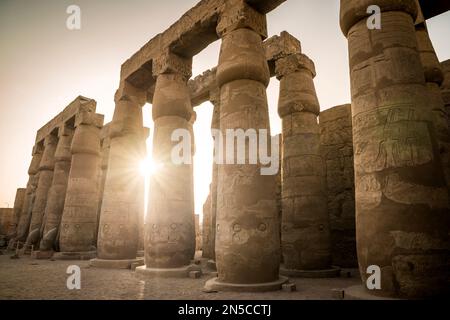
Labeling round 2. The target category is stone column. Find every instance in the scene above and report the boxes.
[416,24,450,190]
[441,60,450,129]
[276,53,339,278]
[95,124,111,247]
[207,89,220,269]
[136,51,199,278]
[91,89,145,269]
[204,0,286,292]
[35,124,74,258]
[12,145,43,247]
[137,126,150,257]
[24,134,58,251]
[340,0,450,298]
[56,110,104,260]
[7,188,26,243]
[201,192,212,258]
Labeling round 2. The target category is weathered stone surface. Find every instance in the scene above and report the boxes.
[13,146,43,244]
[138,126,149,254]
[59,111,104,256]
[320,104,357,268]
[35,96,96,144]
[121,0,286,95]
[95,95,144,264]
[0,208,14,238]
[25,134,58,249]
[202,193,212,259]
[209,89,220,263]
[188,31,301,107]
[39,125,74,252]
[195,214,202,251]
[205,12,282,291]
[145,65,196,272]
[277,53,334,275]
[340,0,450,298]
[8,188,26,240]
[416,25,450,189]
[442,59,450,130]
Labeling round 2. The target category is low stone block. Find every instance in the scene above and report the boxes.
[282,283,297,292]
[189,271,202,279]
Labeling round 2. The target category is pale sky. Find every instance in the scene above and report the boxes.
[1,0,449,216]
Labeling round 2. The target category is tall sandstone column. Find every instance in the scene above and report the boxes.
[276,53,339,277]
[56,110,103,260]
[340,0,450,298]
[208,89,220,269]
[12,145,43,246]
[136,52,199,278]
[441,60,450,129]
[416,24,450,191]
[24,134,58,251]
[137,126,149,256]
[7,188,26,243]
[202,192,212,259]
[204,0,286,292]
[91,90,144,268]
[37,124,74,257]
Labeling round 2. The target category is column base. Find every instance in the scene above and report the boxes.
[204,276,289,293]
[90,257,143,269]
[135,264,201,278]
[280,266,341,278]
[31,250,54,259]
[344,285,400,300]
[53,251,97,261]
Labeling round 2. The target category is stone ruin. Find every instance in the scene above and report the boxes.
[1,0,449,299]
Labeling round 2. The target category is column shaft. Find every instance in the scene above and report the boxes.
[340,0,450,298]
[58,111,103,259]
[276,54,337,277]
[205,0,285,291]
[145,71,196,270]
[39,125,74,253]
[25,134,58,249]
[92,94,144,268]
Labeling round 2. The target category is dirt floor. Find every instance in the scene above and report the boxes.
[0,251,360,300]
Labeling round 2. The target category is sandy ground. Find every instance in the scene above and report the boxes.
[0,252,360,300]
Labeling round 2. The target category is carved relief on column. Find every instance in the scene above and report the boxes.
[136,51,200,277]
[56,110,103,260]
[340,0,450,298]
[207,88,220,266]
[38,124,74,255]
[24,133,58,250]
[204,0,286,292]
[276,53,339,277]
[91,85,146,268]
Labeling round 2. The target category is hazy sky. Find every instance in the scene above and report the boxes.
[1,0,449,216]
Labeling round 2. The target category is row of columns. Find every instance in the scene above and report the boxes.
[8,106,108,261]
[6,0,448,300]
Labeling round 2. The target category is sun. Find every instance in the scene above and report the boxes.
[139,157,158,177]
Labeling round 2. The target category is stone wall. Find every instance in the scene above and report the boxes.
[319,104,357,268]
